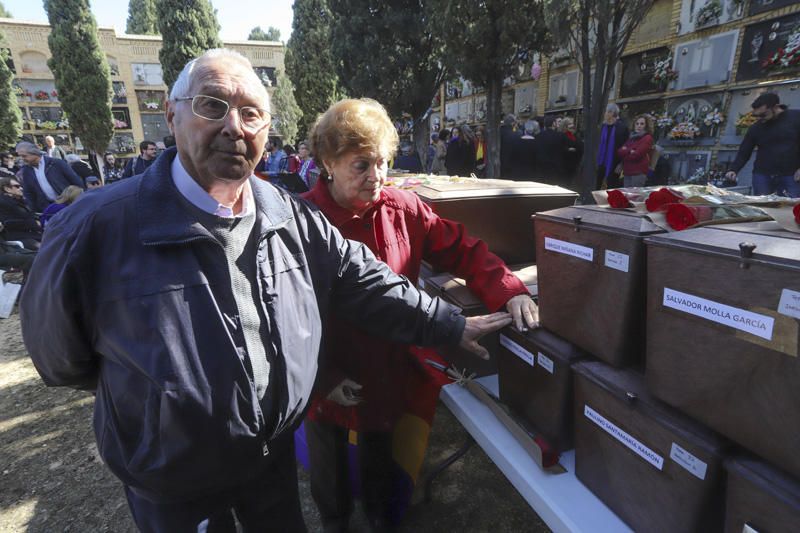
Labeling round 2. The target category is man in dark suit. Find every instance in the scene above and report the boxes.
[533,115,569,186]
[16,141,84,212]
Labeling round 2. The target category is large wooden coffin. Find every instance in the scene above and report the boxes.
[724,456,800,533]
[420,264,538,377]
[645,221,800,478]
[414,179,577,265]
[496,327,586,451]
[535,206,665,367]
[574,360,727,533]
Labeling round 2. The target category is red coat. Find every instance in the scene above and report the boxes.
[617,133,654,177]
[301,179,529,431]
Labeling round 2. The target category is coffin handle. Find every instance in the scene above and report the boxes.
[738,242,756,269]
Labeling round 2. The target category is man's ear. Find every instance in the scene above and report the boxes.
[165,101,176,135]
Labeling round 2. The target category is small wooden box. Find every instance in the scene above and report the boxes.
[574,360,726,533]
[645,221,800,478]
[496,326,586,451]
[535,206,665,367]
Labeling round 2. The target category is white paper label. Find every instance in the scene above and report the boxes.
[778,289,800,320]
[663,288,775,341]
[604,250,630,273]
[544,237,594,262]
[584,405,664,470]
[537,352,554,374]
[670,443,708,480]
[499,334,534,366]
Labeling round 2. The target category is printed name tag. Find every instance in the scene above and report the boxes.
[537,352,554,374]
[663,288,775,341]
[544,237,593,262]
[584,405,664,470]
[670,443,708,480]
[778,289,800,320]
[499,334,534,366]
[604,250,630,273]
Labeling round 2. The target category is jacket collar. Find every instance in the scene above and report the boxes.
[138,147,293,246]
[303,176,384,227]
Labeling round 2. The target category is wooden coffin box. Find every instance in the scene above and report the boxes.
[574,360,726,533]
[535,206,665,367]
[420,264,538,377]
[724,456,800,533]
[645,222,800,478]
[496,326,586,451]
[414,179,577,265]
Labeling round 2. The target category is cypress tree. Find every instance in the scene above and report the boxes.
[271,68,302,145]
[156,0,222,90]
[286,0,345,138]
[45,0,113,155]
[0,37,22,149]
[126,0,157,35]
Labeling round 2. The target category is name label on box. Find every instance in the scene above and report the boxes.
[537,352,554,374]
[544,237,593,262]
[604,250,630,273]
[663,288,775,341]
[499,334,534,366]
[585,405,664,470]
[670,442,708,480]
[778,288,800,320]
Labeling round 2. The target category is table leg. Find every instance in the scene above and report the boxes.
[424,436,475,503]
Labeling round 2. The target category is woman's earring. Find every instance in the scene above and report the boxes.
[327,174,334,182]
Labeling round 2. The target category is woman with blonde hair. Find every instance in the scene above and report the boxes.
[40,185,82,227]
[301,98,537,530]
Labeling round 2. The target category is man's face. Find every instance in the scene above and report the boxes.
[604,110,617,124]
[141,145,158,160]
[45,137,54,148]
[19,150,40,167]
[751,105,777,123]
[167,59,270,184]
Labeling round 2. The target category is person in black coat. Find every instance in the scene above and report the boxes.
[445,125,477,176]
[500,114,522,178]
[0,176,42,250]
[0,152,20,178]
[16,141,85,212]
[533,116,569,186]
[509,120,538,181]
[66,154,98,186]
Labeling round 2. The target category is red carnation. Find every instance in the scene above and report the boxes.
[607,189,633,208]
[793,203,800,225]
[645,188,683,212]
[665,204,714,231]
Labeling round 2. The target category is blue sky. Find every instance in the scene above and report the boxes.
[4,0,294,43]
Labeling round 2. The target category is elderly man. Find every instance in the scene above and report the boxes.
[20,49,510,532]
[595,103,629,190]
[44,135,66,160]
[16,141,84,212]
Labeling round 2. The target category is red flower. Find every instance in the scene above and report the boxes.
[607,189,633,208]
[665,204,714,231]
[793,203,800,225]
[645,188,683,212]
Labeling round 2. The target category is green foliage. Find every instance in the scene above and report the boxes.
[248,26,281,41]
[0,2,12,18]
[271,68,302,145]
[156,0,222,90]
[45,0,113,154]
[0,41,22,148]
[286,0,345,138]
[126,0,158,35]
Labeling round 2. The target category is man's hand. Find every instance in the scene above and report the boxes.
[459,312,513,360]
[505,294,539,331]
[725,171,738,182]
[794,168,800,183]
[326,378,363,407]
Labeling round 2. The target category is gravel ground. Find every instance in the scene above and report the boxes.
[0,309,549,532]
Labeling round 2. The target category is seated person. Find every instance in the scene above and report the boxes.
[0,177,41,250]
[41,185,83,228]
[0,223,37,280]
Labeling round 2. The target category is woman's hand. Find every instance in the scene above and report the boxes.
[326,378,363,407]
[505,294,539,331]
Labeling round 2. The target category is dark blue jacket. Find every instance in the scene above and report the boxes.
[20,156,84,212]
[20,148,465,503]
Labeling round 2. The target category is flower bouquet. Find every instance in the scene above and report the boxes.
[655,113,674,130]
[668,121,701,140]
[703,108,724,127]
[113,118,129,129]
[652,57,678,86]
[13,85,24,98]
[696,0,722,28]
[35,90,50,101]
[663,204,768,231]
[761,25,800,73]
[735,111,757,135]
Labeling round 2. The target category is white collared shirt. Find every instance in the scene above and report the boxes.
[171,155,255,218]
[34,157,58,201]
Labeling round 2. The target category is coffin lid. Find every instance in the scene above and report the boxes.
[645,221,800,268]
[573,360,724,448]
[415,179,577,201]
[725,455,800,506]
[502,325,587,364]
[536,205,664,236]
[427,264,538,309]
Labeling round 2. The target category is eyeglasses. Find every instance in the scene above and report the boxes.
[8,184,22,189]
[174,95,271,131]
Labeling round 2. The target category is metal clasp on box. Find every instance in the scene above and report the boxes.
[738,242,756,270]
[573,216,582,232]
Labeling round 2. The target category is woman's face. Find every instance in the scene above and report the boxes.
[4,180,23,198]
[3,156,14,168]
[105,154,115,165]
[298,144,310,159]
[476,129,483,139]
[635,118,646,133]
[452,127,460,139]
[325,150,387,214]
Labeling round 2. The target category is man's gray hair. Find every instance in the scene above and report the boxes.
[15,141,42,156]
[169,48,269,110]
[606,103,620,117]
